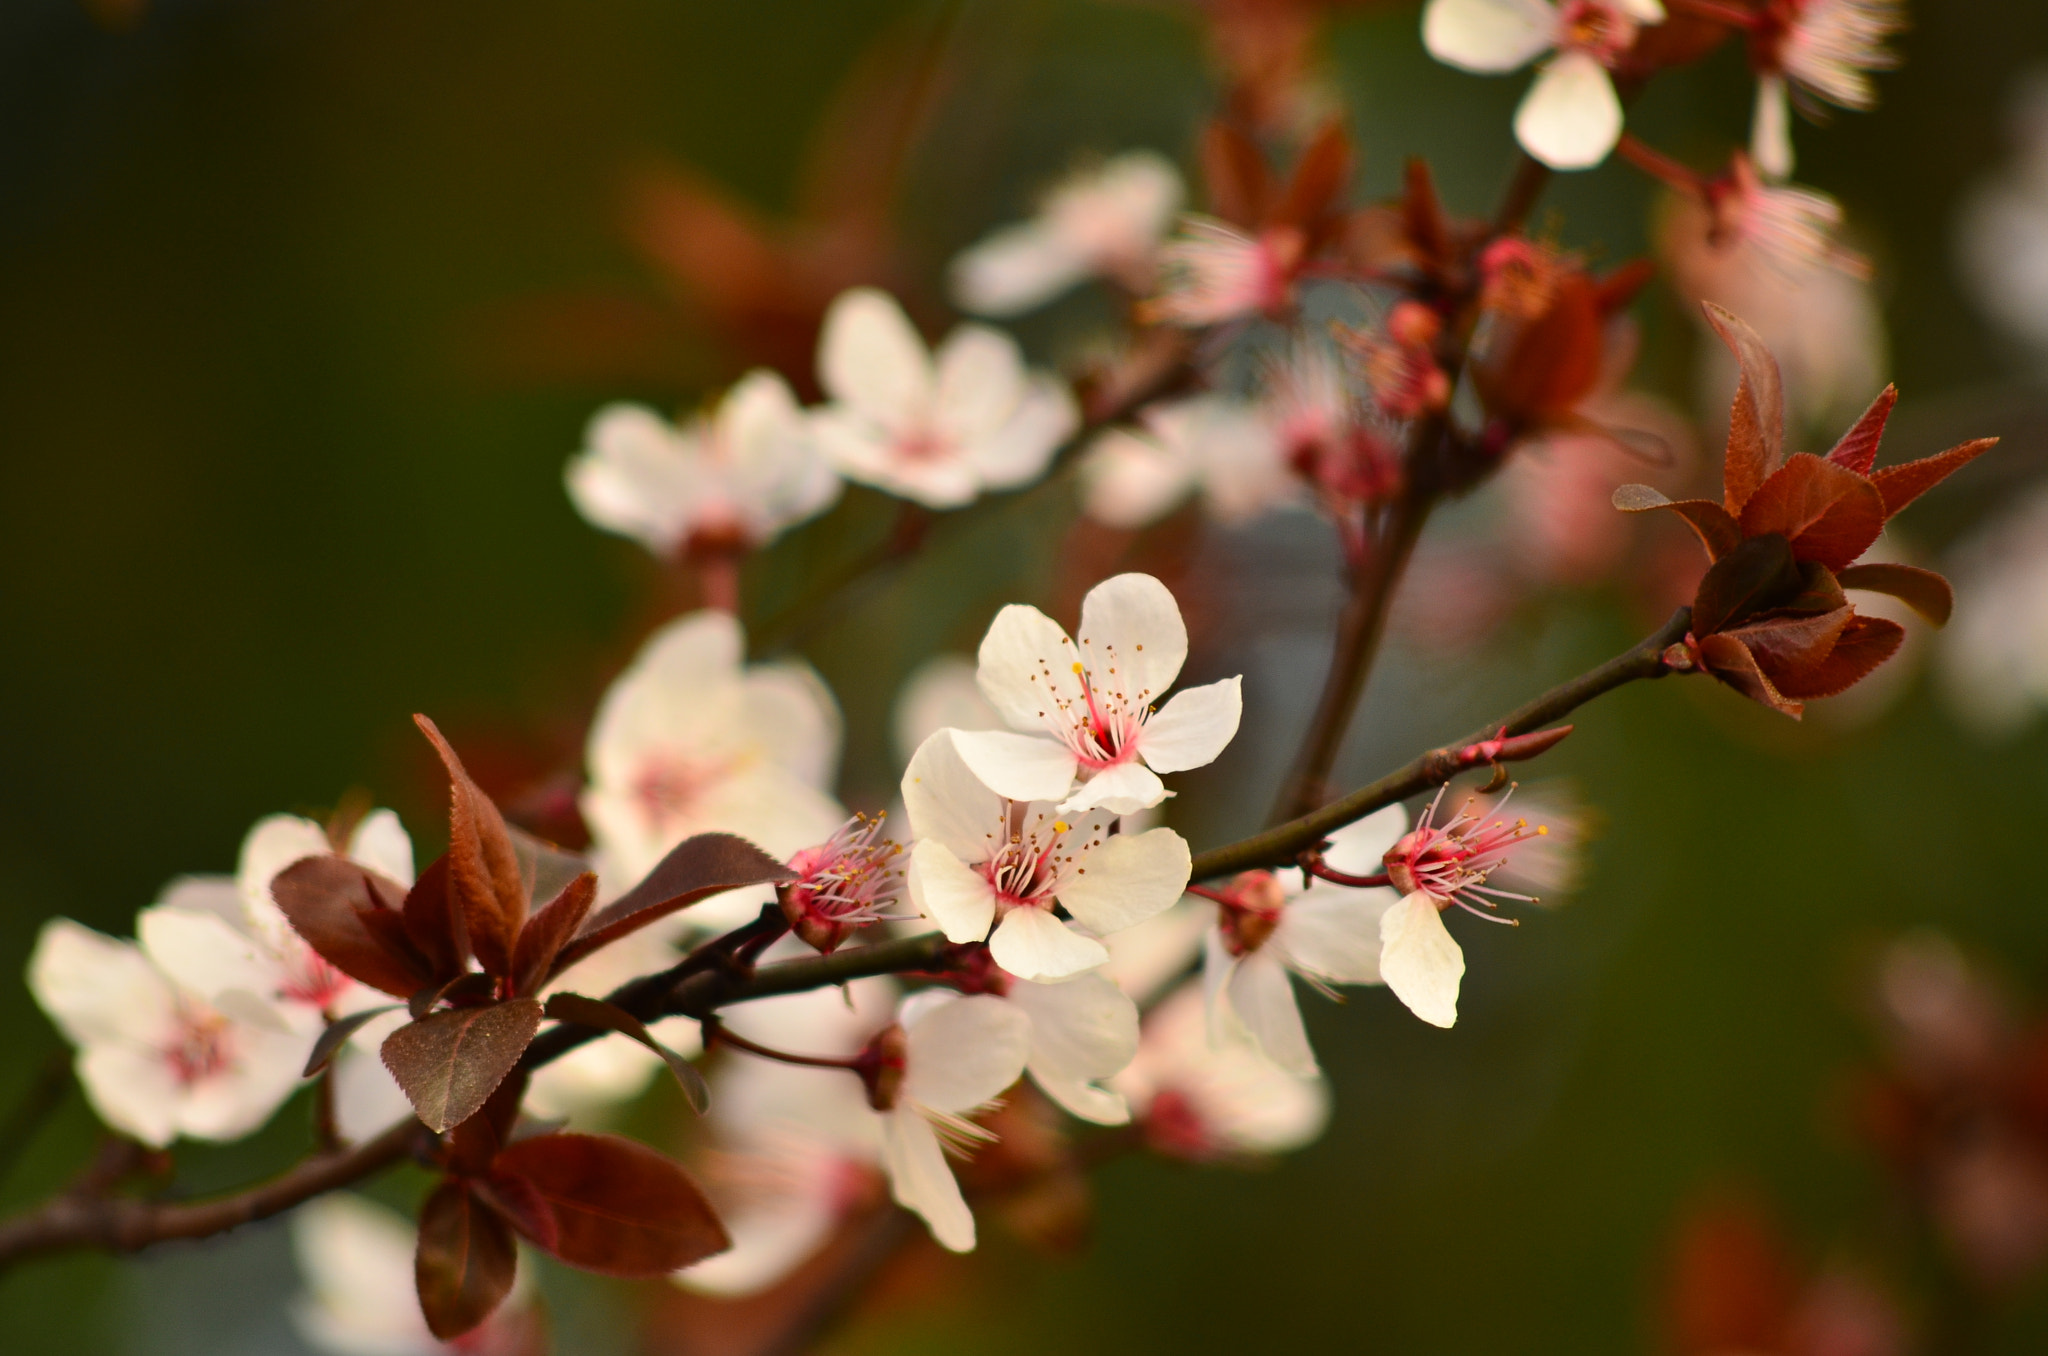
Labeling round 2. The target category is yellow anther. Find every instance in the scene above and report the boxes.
[1053,820,1070,833]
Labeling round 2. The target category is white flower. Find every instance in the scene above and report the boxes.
[1959,74,2048,359]
[582,610,844,930]
[1113,979,1329,1159]
[1421,0,1666,170]
[1079,395,1298,529]
[1101,898,1211,1005]
[950,151,1184,316]
[811,288,1078,509]
[1201,806,1409,1077]
[1939,483,2048,736]
[565,371,839,559]
[1751,0,1903,177]
[902,728,1191,981]
[994,965,1141,1125]
[28,917,309,1147]
[891,653,1002,768]
[1144,218,1302,326]
[955,572,1241,816]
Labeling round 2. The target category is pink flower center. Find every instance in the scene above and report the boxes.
[162,1007,235,1087]
[894,426,956,465]
[1384,787,1548,921]
[979,804,1101,912]
[632,754,731,831]
[279,949,351,1010]
[1055,661,1147,772]
[1557,1,1639,63]
[1215,871,1286,957]
[782,815,903,951]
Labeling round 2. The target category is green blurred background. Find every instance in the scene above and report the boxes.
[2,0,2047,1351]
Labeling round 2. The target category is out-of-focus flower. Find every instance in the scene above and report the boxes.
[811,288,1078,509]
[1421,0,1667,170]
[780,814,905,954]
[1200,806,1407,1076]
[950,152,1185,316]
[28,917,309,1148]
[1617,305,1991,717]
[1748,0,1904,177]
[565,372,839,562]
[1102,898,1212,1005]
[291,1194,543,1356]
[1080,394,1297,528]
[892,653,1002,767]
[524,927,704,1123]
[1939,484,2048,736]
[1263,338,1402,516]
[902,729,1191,981]
[947,945,1142,1125]
[1471,244,1655,449]
[956,573,1242,816]
[1958,72,2048,360]
[1115,979,1329,1161]
[582,611,843,929]
[1344,300,1453,422]
[1147,218,1305,325]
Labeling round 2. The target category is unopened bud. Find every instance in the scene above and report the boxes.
[857,1024,909,1112]
[1216,871,1286,956]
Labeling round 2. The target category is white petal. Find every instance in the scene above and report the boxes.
[238,814,336,904]
[565,402,696,551]
[586,610,743,788]
[1101,899,1210,1006]
[1514,52,1624,171]
[677,1160,841,1297]
[77,1044,182,1148]
[901,729,1005,862]
[1276,888,1393,985]
[950,224,1090,316]
[1138,676,1242,774]
[1079,426,1197,528]
[1057,760,1168,816]
[966,375,1078,491]
[153,875,244,929]
[1752,73,1795,179]
[174,1020,308,1142]
[989,906,1111,982]
[1055,827,1191,936]
[934,324,1027,446]
[975,602,1084,734]
[1619,0,1664,20]
[346,809,415,887]
[290,1194,436,1352]
[740,661,843,790]
[817,287,933,426]
[950,728,1079,804]
[880,1108,976,1252]
[329,1045,415,1146]
[1423,0,1557,72]
[1317,804,1410,876]
[891,654,1001,766]
[903,992,1033,1112]
[1227,948,1319,1078]
[1006,973,1139,1125]
[812,408,980,510]
[908,838,1000,944]
[1077,573,1187,709]
[136,906,284,1018]
[1201,925,1238,1048]
[1378,891,1466,1028]
[29,918,174,1048]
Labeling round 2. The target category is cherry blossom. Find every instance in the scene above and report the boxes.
[950,151,1184,316]
[1958,75,2048,360]
[1114,979,1330,1161]
[1201,806,1409,1077]
[1079,394,1297,529]
[28,918,308,1148]
[780,813,905,954]
[811,287,1078,509]
[565,370,839,560]
[1422,0,1667,170]
[582,610,844,931]
[955,572,1242,816]
[891,652,1001,768]
[1937,483,2048,737]
[902,728,1192,981]
[949,945,1142,1124]
[1749,0,1904,177]
[1144,218,1304,325]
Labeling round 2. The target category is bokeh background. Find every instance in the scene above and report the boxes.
[3,0,2048,1351]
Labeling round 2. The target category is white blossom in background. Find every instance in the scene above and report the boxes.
[1749,0,1904,177]
[891,653,1001,768]
[1939,484,2048,736]
[1959,72,2048,360]
[902,729,1191,981]
[1421,0,1666,170]
[583,610,844,930]
[28,918,308,1148]
[980,960,1141,1125]
[812,287,1078,509]
[525,927,705,1122]
[950,151,1184,316]
[1080,395,1298,529]
[1202,806,1408,1077]
[565,371,839,559]
[957,572,1242,816]
[1114,980,1329,1159]
[1145,218,1302,326]
[1102,898,1211,1005]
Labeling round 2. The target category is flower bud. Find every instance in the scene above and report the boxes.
[857,1024,909,1112]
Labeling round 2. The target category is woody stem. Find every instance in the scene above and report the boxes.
[701,1018,864,1071]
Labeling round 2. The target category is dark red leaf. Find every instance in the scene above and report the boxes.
[543,992,710,1114]
[1691,533,1798,637]
[1773,615,1906,699]
[492,1132,730,1276]
[1594,258,1655,313]
[1736,453,1885,570]
[508,827,591,922]
[1778,561,1848,616]
[382,998,545,1134]
[1199,119,1272,228]
[1612,485,1742,560]
[446,1070,530,1175]
[272,856,433,999]
[1277,118,1352,236]
[1870,437,1998,519]
[1401,158,1451,268]
[1835,561,1954,627]
[1703,303,1784,514]
[474,1171,559,1254]
[303,1004,403,1078]
[1723,607,1853,677]
[401,856,467,981]
[1699,633,1805,718]
[1824,384,1897,475]
[511,873,598,998]
[416,715,527,979]
[1482,271,1604,423]
[416,1179,519,1342]
[409,971,497,1023]
[553,833,794,973]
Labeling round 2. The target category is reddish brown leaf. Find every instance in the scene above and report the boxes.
[1401,158,1451,268]
[510,872,598,998]
[1481,272,1604,424]
[416,1179,519,1342]
[543,992,710,1113]
[1824,384,1897,475]
[1779,561,1847,616]
[1773,615,1906,699]
[1277,118,1352,236]
[475,1171,559,1254]
[1723,607,1853,676]
[508,827,591,921]
[1736,454,1885,570]
[446,1070,530,1175]
[1703,303,1784,513]
[1612,485,1741,560]
[401,856,467,981]
[303,1004,403,1078]
[272,856,434,999]
[1870,437,1998,519]
[416,715,527,980]
[553,833,794,973]
[1691,533,1798,637]
[492,1133,730,1276]
[1699,633,1804,718]
[1835,562,1954,627]
[1594,258,1655,313]
[410,971,497,1023]
[382,998,545,1134]
[1199,119,1272,228]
